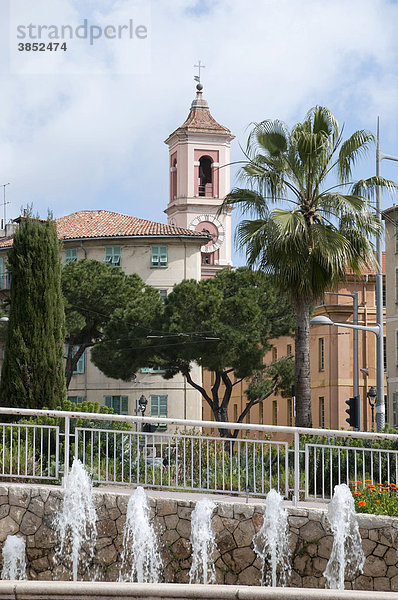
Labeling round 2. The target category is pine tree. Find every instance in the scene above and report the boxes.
[0,216,66,409]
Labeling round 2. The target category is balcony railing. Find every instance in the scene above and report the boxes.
[1,406,398,502]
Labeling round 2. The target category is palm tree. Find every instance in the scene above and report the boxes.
[220,106,396,427]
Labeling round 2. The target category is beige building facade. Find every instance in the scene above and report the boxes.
[0,211,208,425]
[383,205,398,427]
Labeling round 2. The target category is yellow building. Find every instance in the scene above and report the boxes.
[203,264,386,431]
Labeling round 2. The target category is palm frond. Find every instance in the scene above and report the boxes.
[351,176,398,199]
[338,130,374,182]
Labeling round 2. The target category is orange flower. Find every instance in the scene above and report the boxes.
[389,483,398,490]
[355,481,363,485]
[365,479,372,483]
[353,491,361,496]
[358,501,366,507]
[376,500,380,504]
[377,483,383,486]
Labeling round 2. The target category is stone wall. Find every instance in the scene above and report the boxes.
[1,484,398,591]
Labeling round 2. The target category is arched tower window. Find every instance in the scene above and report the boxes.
[198,156,213,197]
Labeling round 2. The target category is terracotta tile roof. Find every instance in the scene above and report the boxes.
[0,210,209,249]
[168,88,233,138]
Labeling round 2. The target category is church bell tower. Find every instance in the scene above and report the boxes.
[164,82,234,278]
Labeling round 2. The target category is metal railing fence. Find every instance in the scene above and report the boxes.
[0,421,59,480]
[1,407,398,501]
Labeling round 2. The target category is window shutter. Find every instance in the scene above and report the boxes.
[65,248,78,263]
[159,395,168,418]
[151,247,159,265]
[393,392,398,427]
[150,395,159,416]
[104,396,112,409]
[121,396,129,415]
[159,246,168,266]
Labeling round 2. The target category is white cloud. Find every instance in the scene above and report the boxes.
[0,0,397,227]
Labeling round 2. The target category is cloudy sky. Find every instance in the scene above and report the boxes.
[1,0,398,264]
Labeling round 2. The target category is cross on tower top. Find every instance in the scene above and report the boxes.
[194,60,205,85]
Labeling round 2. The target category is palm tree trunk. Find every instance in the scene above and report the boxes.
[294,300,312,428]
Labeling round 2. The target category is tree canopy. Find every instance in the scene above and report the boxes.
[0,217,66,409]
[219,106,397,427]
[62,259,163,388]
[92,267,294,435]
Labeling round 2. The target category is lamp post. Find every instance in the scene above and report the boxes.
[375,119,398,432]
[367,386,377,429]
[310,315,382,430]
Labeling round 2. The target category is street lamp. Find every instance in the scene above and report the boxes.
[310,315,382,430]
[367,386,377,429]
[310,315,381,337]
[138,394,148,416]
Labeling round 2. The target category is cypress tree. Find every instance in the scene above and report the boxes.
[0,216,66,409]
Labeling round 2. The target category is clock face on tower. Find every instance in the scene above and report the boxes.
[189,215,225,253]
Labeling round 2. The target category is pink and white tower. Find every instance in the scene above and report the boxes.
[164,83,234,278]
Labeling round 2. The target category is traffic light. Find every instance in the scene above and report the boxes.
[345,396,360,430]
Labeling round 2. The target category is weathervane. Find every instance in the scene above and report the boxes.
[194,60,205,85]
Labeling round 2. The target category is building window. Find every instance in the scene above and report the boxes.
[259,401,264,424]
[68,396,84,405]
[198,156,213,197]
[65,248,78,263]
[104,395,129,415]
[383,284,386,307]
[319,338,325,372]
[202,253,213,265]
[319,397,325,428]
[394,330,398,369]
[395,268,398,302]
[150,394,168,418]
[140,366,166,374]
[151,246,168,268]
[272,347,277,362]
[287,398,293,427]
[159,289,168,300]
[67,345,85,374]
[104,246,121,267]
[287,344,292,357]
[272,400,277,426]
[393,392,398,427]
[233,404,238,422]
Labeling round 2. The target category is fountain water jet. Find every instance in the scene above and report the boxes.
[253,489,291,587]
[119,486,161,583]
[189,497,217,584]
[1,535,26,580]
[54,458,97,582]
[323,483,365,589]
